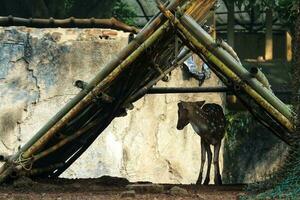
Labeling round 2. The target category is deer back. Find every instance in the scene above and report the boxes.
[201,103,226,139]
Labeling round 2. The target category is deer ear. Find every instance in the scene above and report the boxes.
[196,101,205,107]
[178,101,186,108]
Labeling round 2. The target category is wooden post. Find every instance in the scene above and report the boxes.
[265,8,273,60]
[286,31,293,62]
[227,2,235,48]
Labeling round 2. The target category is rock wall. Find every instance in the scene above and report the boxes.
[0,27,224,184]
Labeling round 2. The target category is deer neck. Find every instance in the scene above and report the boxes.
[188,107,209,135]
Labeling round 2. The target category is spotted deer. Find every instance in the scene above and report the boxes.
[176,101,226,185]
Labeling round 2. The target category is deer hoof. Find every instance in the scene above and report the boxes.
[196,179,202,185]
[203,179,209,185]
[214,175,222,185]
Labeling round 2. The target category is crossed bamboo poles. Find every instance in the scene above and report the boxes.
[0,0,295,183]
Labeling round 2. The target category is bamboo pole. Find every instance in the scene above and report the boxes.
[18,163,64,177]
[127,47,192,103]
[23,21,171,159]
[0,16,139,33]
[0,21,178,182]
[180,14,293,121]
[147,87,229,94]
[32,120,100,162]
[0,0,186,183]
[156,2,294,133]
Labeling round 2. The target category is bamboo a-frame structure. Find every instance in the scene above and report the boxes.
[0,0,295,183]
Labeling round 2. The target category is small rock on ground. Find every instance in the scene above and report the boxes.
[120,190,136,198]
[126,184,164,194]
[13,176,35,188]
[169,186,188,196]
[95,175,129,186]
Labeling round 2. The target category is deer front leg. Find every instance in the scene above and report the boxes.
[213,141,222,185]
[203,142,212,185]
[196,139,206,185]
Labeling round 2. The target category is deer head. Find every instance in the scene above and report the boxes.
[176,100,205,130]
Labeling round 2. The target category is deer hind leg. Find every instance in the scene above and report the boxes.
[213,141,222,185]
[203,142,212,185]
[196,139,206,185]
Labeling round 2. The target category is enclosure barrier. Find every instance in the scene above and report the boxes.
[0,0,217,183]
[0,0,295,183]
[156,0,294,140]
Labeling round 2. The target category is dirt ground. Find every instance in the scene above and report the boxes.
[0,177,247,200]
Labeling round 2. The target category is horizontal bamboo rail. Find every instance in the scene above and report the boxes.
[147,87,292,96]
[147,87,229,93]
[0,16,139,33]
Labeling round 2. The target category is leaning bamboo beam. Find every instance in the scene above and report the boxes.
[185,0,216,22]
[180,14,293,121]
[24,21,171,158]
[127,47,193,103]
[0,16,139,33]
[32,120,100,162]
[0,21,172,183]
[18,163,64,177]
[156,2,294,134]
[0,0,186,183]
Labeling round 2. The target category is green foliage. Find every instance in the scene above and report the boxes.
[225,111,255,151]
[64,0,75,16]
[225,0,299,24]
[275,0,299,27]
[113,0,137,25]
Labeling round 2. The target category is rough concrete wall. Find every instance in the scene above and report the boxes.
[0,27,226,184]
